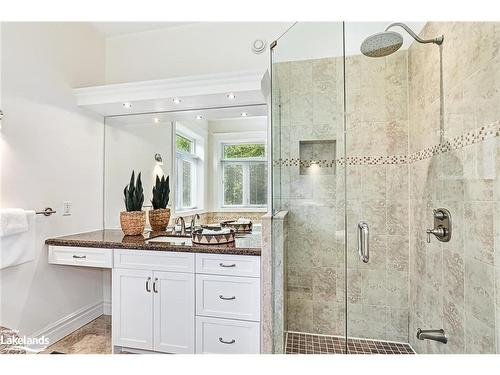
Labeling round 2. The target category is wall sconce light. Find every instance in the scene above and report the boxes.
[154,153,163,165]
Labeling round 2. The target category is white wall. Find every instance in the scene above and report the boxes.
[0,22,106,338]
[207,117,267,212]
[104,22,292,83]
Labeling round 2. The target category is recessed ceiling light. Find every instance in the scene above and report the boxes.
[195,115,203,120]
[172,98,181,104]
[241,112,248,117]
[226,93,236,100]
[123,102,132,109]
[153,117,160,124]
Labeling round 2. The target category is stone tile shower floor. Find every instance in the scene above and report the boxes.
[285,332,415,354]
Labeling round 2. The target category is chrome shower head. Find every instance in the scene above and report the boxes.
[360,22,444,58]
[360,31,403,57]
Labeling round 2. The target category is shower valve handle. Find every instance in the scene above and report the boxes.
[426,227,446,243]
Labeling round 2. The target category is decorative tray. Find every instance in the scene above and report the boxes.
[221,220,253,233]
[191,228,236,245]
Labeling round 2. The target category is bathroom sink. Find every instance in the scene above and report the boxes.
[146,236,192,246]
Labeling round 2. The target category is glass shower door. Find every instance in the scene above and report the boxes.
[343,22,411,348]
[270,22,347,353]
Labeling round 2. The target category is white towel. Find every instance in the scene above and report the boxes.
[0,209,29,237]
[202,228,231,235]
[0,210,36,270]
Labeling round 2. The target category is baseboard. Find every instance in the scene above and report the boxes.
[29,301,104,352]
[103,300,112,315]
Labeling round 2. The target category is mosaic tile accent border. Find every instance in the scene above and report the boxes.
[274,120,500,167]
[274,159,337,168]
[408,120,500,163]
[285,332,415,355]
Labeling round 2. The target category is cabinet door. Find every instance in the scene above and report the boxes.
[153,271,195,353]
[112,268,153,350]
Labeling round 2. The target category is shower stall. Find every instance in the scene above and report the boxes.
[270,22,500,354]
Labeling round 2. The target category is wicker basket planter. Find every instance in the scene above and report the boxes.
[148,208,170,231]
[120,211,146,236]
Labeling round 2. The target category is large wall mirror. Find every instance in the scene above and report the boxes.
[103,104,268,230]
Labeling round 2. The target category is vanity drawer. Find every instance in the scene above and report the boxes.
[114,249,194,273]
[48,246,113,268]
[196,316,260,354]
[195,253,260,277]
[196,274,260,321]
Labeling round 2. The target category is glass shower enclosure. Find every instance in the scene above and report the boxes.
[271,21,500,354]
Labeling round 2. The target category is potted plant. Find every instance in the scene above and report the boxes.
[120,171,145,236]
[148,175,170,231]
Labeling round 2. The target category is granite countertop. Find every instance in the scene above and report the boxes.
[45,228,261,256]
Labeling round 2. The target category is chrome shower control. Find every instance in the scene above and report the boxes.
[426,208,452,243]
[426,227,447,243]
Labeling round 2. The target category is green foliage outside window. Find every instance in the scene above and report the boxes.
[223,144,265,159]
[176,134,193,153]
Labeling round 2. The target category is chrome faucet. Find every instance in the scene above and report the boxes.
[175,216,186,236]
[190,214,200,233]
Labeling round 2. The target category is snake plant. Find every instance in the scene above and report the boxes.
[123,170,144,212]
[151,175,170,209]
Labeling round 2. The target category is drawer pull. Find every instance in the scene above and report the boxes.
[146,277,152,293]
[218,337,236,345]
[219,294,236,301]
[72,255,87,259]
[219,263,236,268]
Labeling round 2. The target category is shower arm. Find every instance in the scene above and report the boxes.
[385,22,444,45]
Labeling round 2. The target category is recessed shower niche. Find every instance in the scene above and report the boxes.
[299,140,336,175]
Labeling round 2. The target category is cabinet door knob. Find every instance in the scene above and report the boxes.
[219,295,236,300]
[219,337,236,344]
[153,278,158,293]
[145,277,152,293]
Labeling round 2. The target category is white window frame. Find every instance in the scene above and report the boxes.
[175,132,198,212]
[214,132,267,211]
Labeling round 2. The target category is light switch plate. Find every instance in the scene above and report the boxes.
[62,201,72,216]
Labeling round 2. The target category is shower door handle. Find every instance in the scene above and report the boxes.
[358,221,369,263]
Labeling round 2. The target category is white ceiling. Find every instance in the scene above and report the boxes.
[91,22,197,37]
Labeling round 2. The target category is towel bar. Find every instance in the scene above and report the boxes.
[35,207,56,216]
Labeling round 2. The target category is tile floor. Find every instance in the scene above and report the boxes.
[43,315,111,354]
[285,332,415,354]
[41,316,415,355]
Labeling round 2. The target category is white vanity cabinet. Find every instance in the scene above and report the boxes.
[112,250,195,354]
[48,245,261,354]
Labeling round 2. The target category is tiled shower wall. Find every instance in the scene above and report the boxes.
[408,22,500,354]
